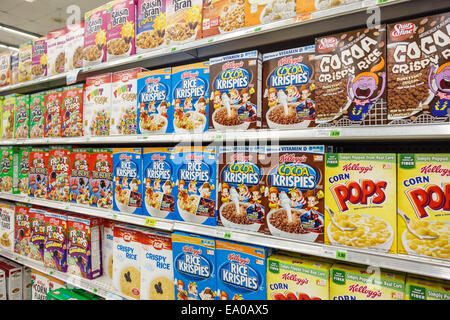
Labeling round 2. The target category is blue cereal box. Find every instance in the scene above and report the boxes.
[137,68,173,134]
[216,239,269,300]
[172,61,209,133]
[142,147,176,219]
[173,146,217,226]
[113,148,143,215]
[172,231,217,300]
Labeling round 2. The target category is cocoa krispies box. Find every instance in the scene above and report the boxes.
[315,25,387,127]
[387,13,450,124]
[28,147,49,199]
[90,148,113,210]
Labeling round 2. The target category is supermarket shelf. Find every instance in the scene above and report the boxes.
[2,192,449,281]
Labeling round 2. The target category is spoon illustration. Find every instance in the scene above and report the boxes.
[277,90,289,116]
[279,191,293,223]
[230,187,242,217]
[325,204,357,232]
[398,208,438,240]
[222,92,232,117]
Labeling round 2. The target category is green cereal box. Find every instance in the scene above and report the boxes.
[47,288,89,300]
[0,96,3,137]
[0,146,14,193]
[13,146,30,195]
[15,94,30,139]
[29,91,46,139]
[2,94,17,140]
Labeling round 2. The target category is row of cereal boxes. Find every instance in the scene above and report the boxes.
[0,208,448,301]
[0,0,367,85]
[0,145,449,260]
[1,11,450,133]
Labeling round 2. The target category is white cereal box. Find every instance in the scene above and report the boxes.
[102,219,115,282]
[84,73,112,136]
[0,201,15,252]
[46,28,67,76]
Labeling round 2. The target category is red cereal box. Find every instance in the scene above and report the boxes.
[28,147,49,199]
[89,148,113,210]
[69,148,91,205]
[62,84,84,137]
[43,210,68,272]
[47,147,72,202]
[14,203,32,257]
[44,88,63,137]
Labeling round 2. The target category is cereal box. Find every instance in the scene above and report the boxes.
[113,225,143,299]
[23,266,32,300]
[2,94,16,140]
[29,91,46,139]
[14,94,30,139]
[315,25,387,126]
[397,154,450,260]
[66,21,85,70]
[202,0,244,38]
[0,52,11,87]
[216,239,268,300]
[0,146,14,194]
[29,206,46,262]
[296,0,361,14]
[113,148,143,215]
[62,84,84,137]
[47,28,67,75]
[102,219,115,282]
[28,147,49,199]
[90,148,114,209]
[405,275,450,300]
[14,203,31,257]
[84,73,112,136]
[172,231,217,300]
[111,67,145,135]
[31,37,47,79]
[47,147,72,202]
[387,13,450,124]
[67,214,103,280]
[137,68,173,134]
[135,0,166,53]
[13,146,30,195]
[245,0,295,27]
[325,153,397,253]
[166,0,202,46]
[44,88,63,138]
[217,146,266,233]
[172,61,210,133]
[69,148,91,205]
[330,263,405,300]
[106,0,137,61]
[262,46,316,129]
[84,5,108,66]
[142,147,176,219]
[209,50,262,131]
[0,268,5,300]
[266,254,331,300]
[140,229,174,300]
[0,259,22,300]
[18,42,32,83]
[173,146,217,226]
[261,145,325,243]
[0,201,15,252]
[10,52,19,85]
[43,210,67,272]
[31,269,66,300]
[0,97,2,138]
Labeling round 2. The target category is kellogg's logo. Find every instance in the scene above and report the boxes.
[342,163,374,174]
[317,37,338,54]
[390,23,416,41]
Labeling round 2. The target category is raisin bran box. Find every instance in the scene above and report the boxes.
[29,206,47,262]
[84,5,108,66]
[29,91,46,139]
[142,147,176,219]
[262,45,316,129]
[14,94,30,139]
[67,214,103,280]
[14,203,32,257]
[209,50,262,131]
[62,84,84,137]
[43,210,67,272]
[28,147,49,199]
[90,148,114,210]
[84,73,112,136]
[13,146,30,195]
[387,13,450,124]
[0,146,14,194]
[69,148,91,205]
[2,94,16,140]
[135,0,166,53]
[31,37,47,79]
[165,0,202,46]
[44,88,63,138]
[172,61,210,133]
[172,231,217,300]
[0,201,15,252]
[47,147,72,202]
[0,52,11,87]
[315,25,387,126]
[113,148,143,215]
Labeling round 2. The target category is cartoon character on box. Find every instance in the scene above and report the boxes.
[47,148,71,202]
[89,149,113,209]
[28,148,49,199]
[428,62,450,117]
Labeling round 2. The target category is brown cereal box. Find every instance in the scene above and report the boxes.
[245,0,296,27]
[202,0,245,38]
[18,42,32,83]
[166,0,203,46]
[46,28,67,75]
[0,52,11,87]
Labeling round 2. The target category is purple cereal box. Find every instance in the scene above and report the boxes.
[44,210,67,272]
[84,5,108,66]
[31,37,47,79]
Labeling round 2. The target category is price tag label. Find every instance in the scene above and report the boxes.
[170,47,177,52]
[378,0,389,3]
[293,13,312,23]
[66,68,81,85]
[224,231,231,239]
[254,27,262,32]
[335,250,347,260]
[136,55,143,60]
[93,288,98,293]
[214,133,223,140]
[329,129,341,137]
[145,218,157,227]
[207,38,214,43]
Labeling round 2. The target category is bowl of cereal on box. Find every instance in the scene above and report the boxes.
[212,106,251,131]
[260,0,296,25]
[139,113,168,134]
[177,194,209,224]
[83,45,104,67]
[174,111,206,133]
[266,102,312,129]
[106,38,132,60]
[218,3,245,34]
[219,202,262,232]
[145,191,170,219]
[114,188,136,213]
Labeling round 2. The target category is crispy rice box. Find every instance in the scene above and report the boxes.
[31,37,47,79]
[28,147,49,199]
[14,94,30,139]
[136,0,166,53]
[209,50,262,131]
[43,210,67,272]
[0,51,11,87]
[172,231,217,300]
[387,13,450,124]
[46,28,67,75]
[14,203,31,257]
[262,45,316,129]
[84,73,112,136]
[397,154,450,260]
[29,206,46,262]
[29,91,46,139]
[89,148,114,210]
[62,84,84,137]
[44,88,63,138]
[0,201,15,252]
[315,25,387,127]
[2,94,16,140]
[84,5,108,66]
[66,21,85,70]
[325,153,397,254]
[13,146,31,196]
[0,146,14,194]
[166,0,202,46]
[245,0,295,27]
[47,147,72,202]
[69,148,91,205]
[202,0,244,38]
[405,275,450,300]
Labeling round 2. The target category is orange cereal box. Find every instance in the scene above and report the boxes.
[202,0,244,38]
[245,0,296,27]
[166,0,202,46]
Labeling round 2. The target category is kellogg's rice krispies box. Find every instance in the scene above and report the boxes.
[137,68,173,134]
[31,37,47,79]
[405,275,450,300]
[14,203,31,257]
[90,148,113,209]
[84,5,108,66]
[325,153,397,253]
[28,147,49,199]
[43,210,67,272]
[47,147,72,202]
[69,148,91,205]
[172,231,217,300]
[0,146,14,194]
[84,73,112,136]
[143,147,176,219]
[2,94,16,140]
[397,154,450,260]
[0,201,15,252]
[13,146,30,195]
[29,91,46,139]
[245,0,295,27]
[172,61,210,133]
[216,239,269,300]
[44,88,63,138]
[202,0,244,38]
[113,148,143,215]
[136,0,166,53]
[14,94,30,139]
[165,0,202,46]
[62,84,84,137]
[29,206,46,262]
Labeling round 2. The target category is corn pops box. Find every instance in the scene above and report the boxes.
[12,146,30,195]
[0,146,14,194]
[28,148,49,199]
[14,203,32,257]
[47,147,72,202]
[43,210,67,272]
[29,206,46,262]
[84,73,112,136]
[69,148,91,205]
[397,154,450,260]
[44,88,63,138]
[266,254,331,300]
[14,94,30,139]
[62,84,84,137]
[325,153,397,253]
[0,201,15,252]
[405,275,450,300]
[29,92,46,139]
[2,94,16,140]
[90,148,113,209]
[330,263,405,300]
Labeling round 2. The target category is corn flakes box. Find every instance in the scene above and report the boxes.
[29,91,46,139]
[0,146,14,194]
[31,37,47,79]
[44,88,63,138]
[43,210,67,272]
[266,254,331,300]
[84,5,108,66]
[2,94,16,140]
[136,0,166,53]
[12,146,30,195]
[165,0,202,46]
[173,146,217,226]
[69,148,91,205]
[245,0,296,27]
[172,61,210,133]
[172,231,217,300]
[14,203,31,257]
[18,42,32,83]
[397,154,450,260]
[405,275,450,300]
[14,94,30,139]
[202,0,244,38]
[216,239,268,300]
[142,147,176,219]
[62,84,84,137]
[28,147,49,199]
[90,148,113,210]
[47,147,72,202]
[84,73,112,136]
[0,201,15,252]
[113,148,143,215]
[29,206,46,262]
[330,263,405,300]
[0,52,11,87]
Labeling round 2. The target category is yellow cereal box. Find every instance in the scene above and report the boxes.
[405,275,450,300]
[267,254,331,300]
[397,154,450,260]
[245,0,296,27]
[325,154,397,253]
[330,263,406,300]
[166,0,203,46]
